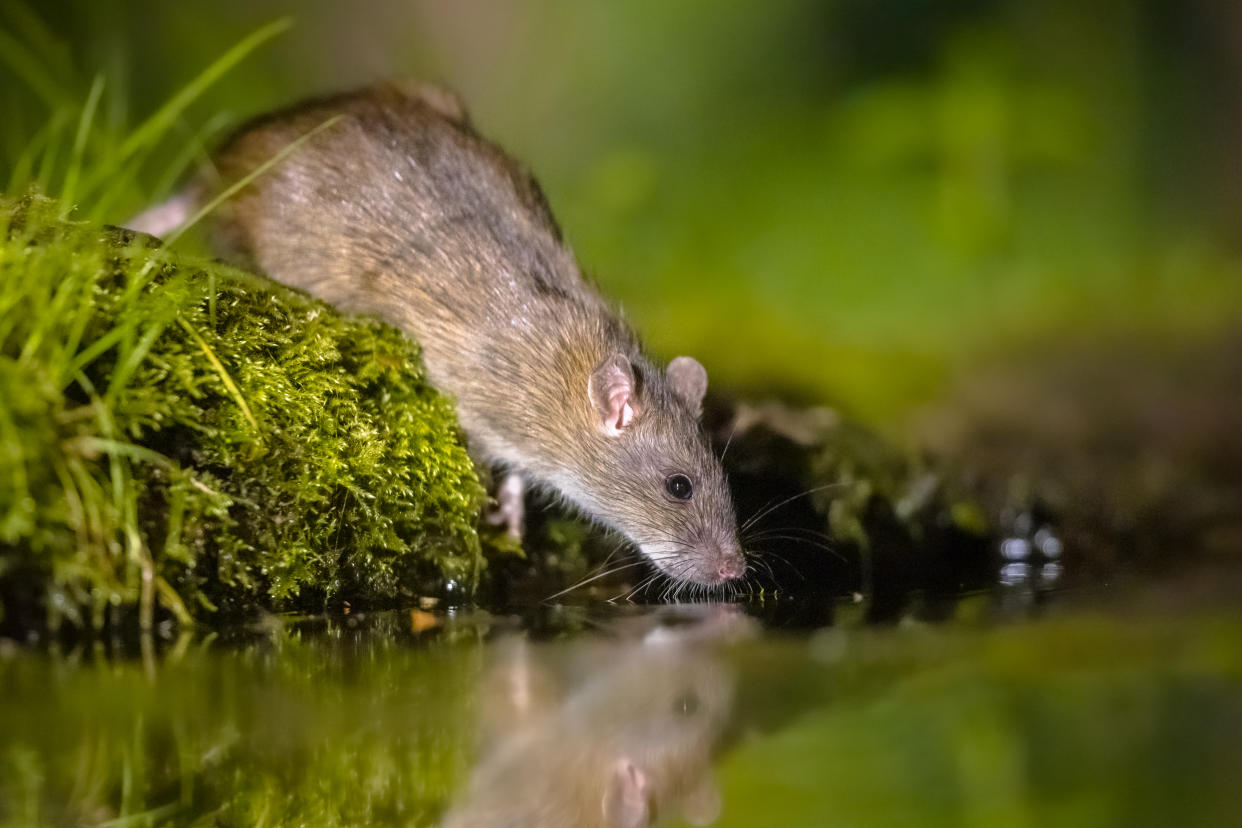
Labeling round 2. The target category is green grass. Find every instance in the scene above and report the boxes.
[0,19,492,633]
[0,195,484,633]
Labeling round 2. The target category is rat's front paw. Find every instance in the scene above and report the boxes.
[485,471,525,540]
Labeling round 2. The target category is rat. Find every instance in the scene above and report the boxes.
[443,610,741,827]
[133,81,746,588]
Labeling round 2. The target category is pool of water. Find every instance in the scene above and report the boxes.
[3,575,1240,827]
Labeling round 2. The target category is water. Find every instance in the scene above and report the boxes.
[2,580,1240,827]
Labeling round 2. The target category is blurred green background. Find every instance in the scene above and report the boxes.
[3,0,1240,422]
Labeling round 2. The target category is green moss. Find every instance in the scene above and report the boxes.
[0,195,485,633]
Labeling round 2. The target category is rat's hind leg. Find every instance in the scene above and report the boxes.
[485,471,525,540]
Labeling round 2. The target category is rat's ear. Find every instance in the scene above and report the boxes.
[389,79,471,125]
[602,758,650,828]
[668,356,708,418]
[590,354,640,436]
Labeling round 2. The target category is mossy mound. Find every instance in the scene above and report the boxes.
[0,196,484,635]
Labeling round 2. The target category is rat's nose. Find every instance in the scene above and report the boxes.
[717,550,745,581]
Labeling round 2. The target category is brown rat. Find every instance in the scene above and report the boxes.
[138,81,745,588]
[444,613,740,827]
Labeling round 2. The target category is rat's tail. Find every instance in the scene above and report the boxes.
[127,188,199,238]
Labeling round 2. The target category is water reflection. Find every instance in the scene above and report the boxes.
[994,507,1064,615]
[444,605,749,828]
[2,591,1241,826]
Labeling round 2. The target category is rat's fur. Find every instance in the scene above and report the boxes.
[202,81,744,586]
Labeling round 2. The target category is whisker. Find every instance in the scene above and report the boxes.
[746,547,807,581]
[718,420,739,463]
[617,569,662,603]
[739,482,846,534]
[749,554,776,582]
[543,560,648,602]
[745,533,847,563]
[745,526,837,544]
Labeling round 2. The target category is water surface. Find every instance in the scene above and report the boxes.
[3,576,1239,827]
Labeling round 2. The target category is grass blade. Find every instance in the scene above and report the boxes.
[150,111,234,202]
[81,17,292,198]
[105,315,172,405]
[33,107,71,192]
[175,316,260,433]
[6,107,66,192]
[59,73,106,218]
[165,113,343,245]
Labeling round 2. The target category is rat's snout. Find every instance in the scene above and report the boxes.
[637,534,746,587]
[716,547,746,582]
[699,535,745,584]
[715,542,746,582]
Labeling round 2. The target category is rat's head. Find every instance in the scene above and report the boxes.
[575,352,745,589]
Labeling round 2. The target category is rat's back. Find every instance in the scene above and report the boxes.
[214,82,604,342]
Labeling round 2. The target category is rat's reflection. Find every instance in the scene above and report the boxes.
[443,606,746,828]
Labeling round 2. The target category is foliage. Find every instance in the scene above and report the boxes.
[0,195,484,633]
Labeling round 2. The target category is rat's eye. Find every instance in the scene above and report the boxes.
[672,692,701,717]
[664,474,693,501]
